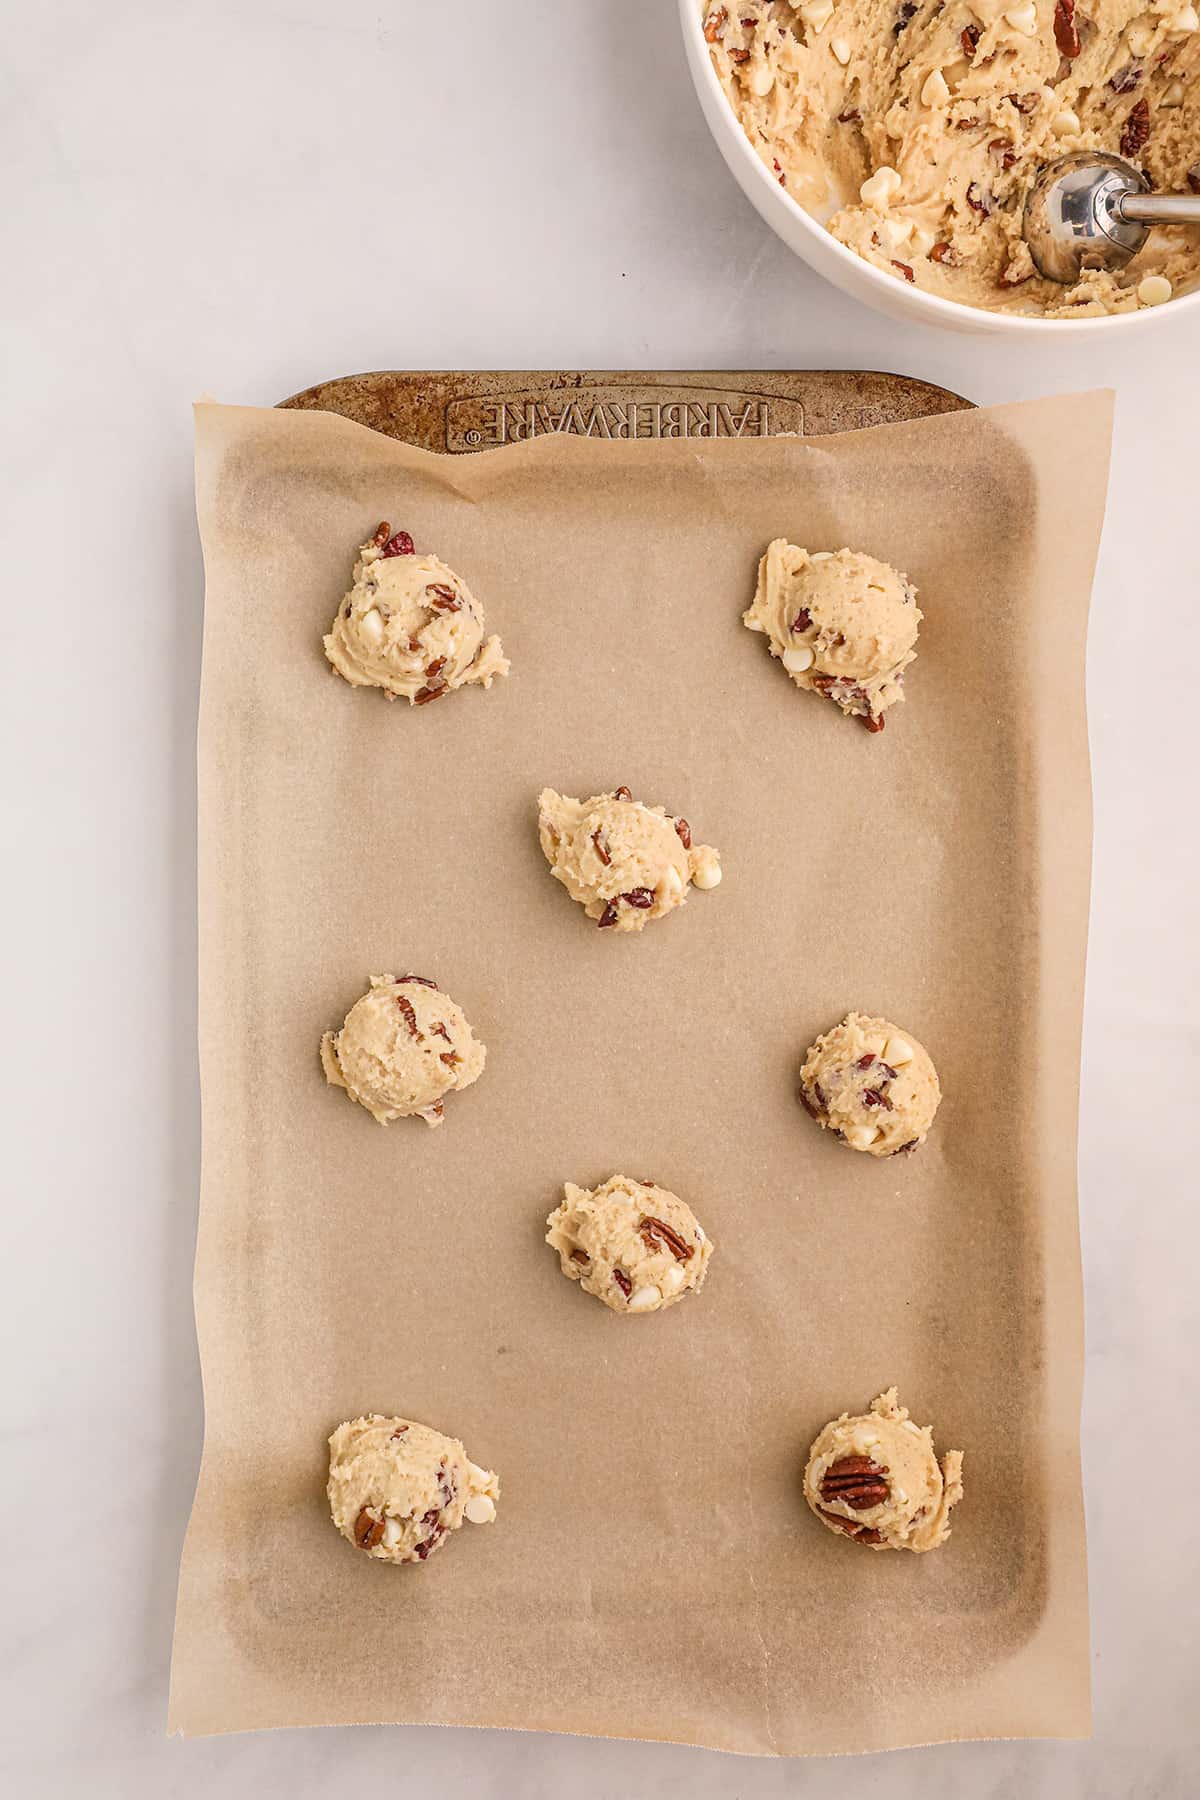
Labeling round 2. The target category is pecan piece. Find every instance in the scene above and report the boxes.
[893,2,917,32]
[396,974,437,988]
[861,1087,894,1110]
[570,1247,590,1266]
[396,994,423,1040]
[431,1021,452,1043]
[391,1425,408,1438]
[892,260,915,282]
[426,582,461,613]
[1188,165,1200,196]
[613,1267,632,1299]
[864,713,886,733]
[413,680,448,706]
[381,529,415,558]
[966,181,992,214]
[355,1508,385,1550]
[929,240,957,265]
[960,23,980,59]
[989,138,1017,170]
[856,1053,876,1070]
[1007,91,1040,114]
[425,656,447,680]
[817,1506,883,1543]
[613,785,632,801]
[1120,98,1151,160]
[799,1084,824,1120]
[440,1050,460,1068]
[371,520,392,548]
[727,46,750,64]
[1053,0,1080,59]
[592,830,612,866]
[837,109,862,124]
[597,900,620,928]
[819,1455,890,1510]
[703,5,727,42]
[639,1215,695,1263]
[675,817,692,850]
[890,1137,919,1156]
[622,887,655,909]
[791,606,813,634]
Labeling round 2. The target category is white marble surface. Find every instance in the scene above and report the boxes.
[4,1,1198,1794]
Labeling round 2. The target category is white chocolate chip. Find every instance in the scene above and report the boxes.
[910,223,937,257]
[1163,78,1186,104]
[464,1493,496,1524]
[1127,21,1155,51]
[660,1263,686,1295]
[799,0,835,31]
[628,1284,662,1312]
[902,1419,924,1436]
[1052,109,1081,136]
[662,864,685,898]
[883,1035,914,1066]
[359,607,384,644]
[860,165,901,209]
[844,1124,880,1150]
[880,215,915,250]
[466,1461,491,1486]
[1172,3,1198,28]
[750,61,775,96]
[691,856,722,890]
[783,644,815,673]
[1004,3,1039,32]
[830,35,852,64]
[921,69,949,107]
[809,550,834,562]
[1138,274,1173,306]
[894,1486,908,1504]
[382,1516,404,1548]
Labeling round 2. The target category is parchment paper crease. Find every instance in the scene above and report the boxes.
[169,391,1110,1753]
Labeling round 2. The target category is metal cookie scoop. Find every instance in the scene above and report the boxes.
[1025,151,1200,283]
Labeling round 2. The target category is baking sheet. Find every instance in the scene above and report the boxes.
[170,390,1111,1753]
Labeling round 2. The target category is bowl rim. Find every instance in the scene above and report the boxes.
[680,0,1200,334]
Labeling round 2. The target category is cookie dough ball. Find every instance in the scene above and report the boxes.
[537,787,721,932]
[324,523,508,705]
[321,973,485,1127]
[546,1175,712,1314]
[799,1012,939,1157]
[744,542,920,731]
[804,1388,963,1553]
[328,1415,499,1564]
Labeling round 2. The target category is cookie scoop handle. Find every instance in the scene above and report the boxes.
[1117,192,1200,225]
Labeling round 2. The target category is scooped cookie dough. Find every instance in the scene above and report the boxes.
[804,1388,964,1550]
[328,1414,499,1564]
[537,787,722,932]
[799,1011,940,1154]
[704,1,1200,318]
[324,522,508,704]
[546,1175,713,1314]
[744,541,920,730]
[321,973,485,1127]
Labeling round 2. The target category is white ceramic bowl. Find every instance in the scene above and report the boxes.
[680,0,1200,336]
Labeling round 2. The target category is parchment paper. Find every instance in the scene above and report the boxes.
[170,391,1111,1753]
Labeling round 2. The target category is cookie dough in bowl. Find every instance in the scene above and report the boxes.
[799,1011,940,1153]
[546,1175,713,1313]
[328,1415,499,1564]
[321,973,485,1127]
[697,0,1200,322]
[804,1388,964,1550]
[744,541,920,730]
[538,786,722,932]
[324,522,508,704]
